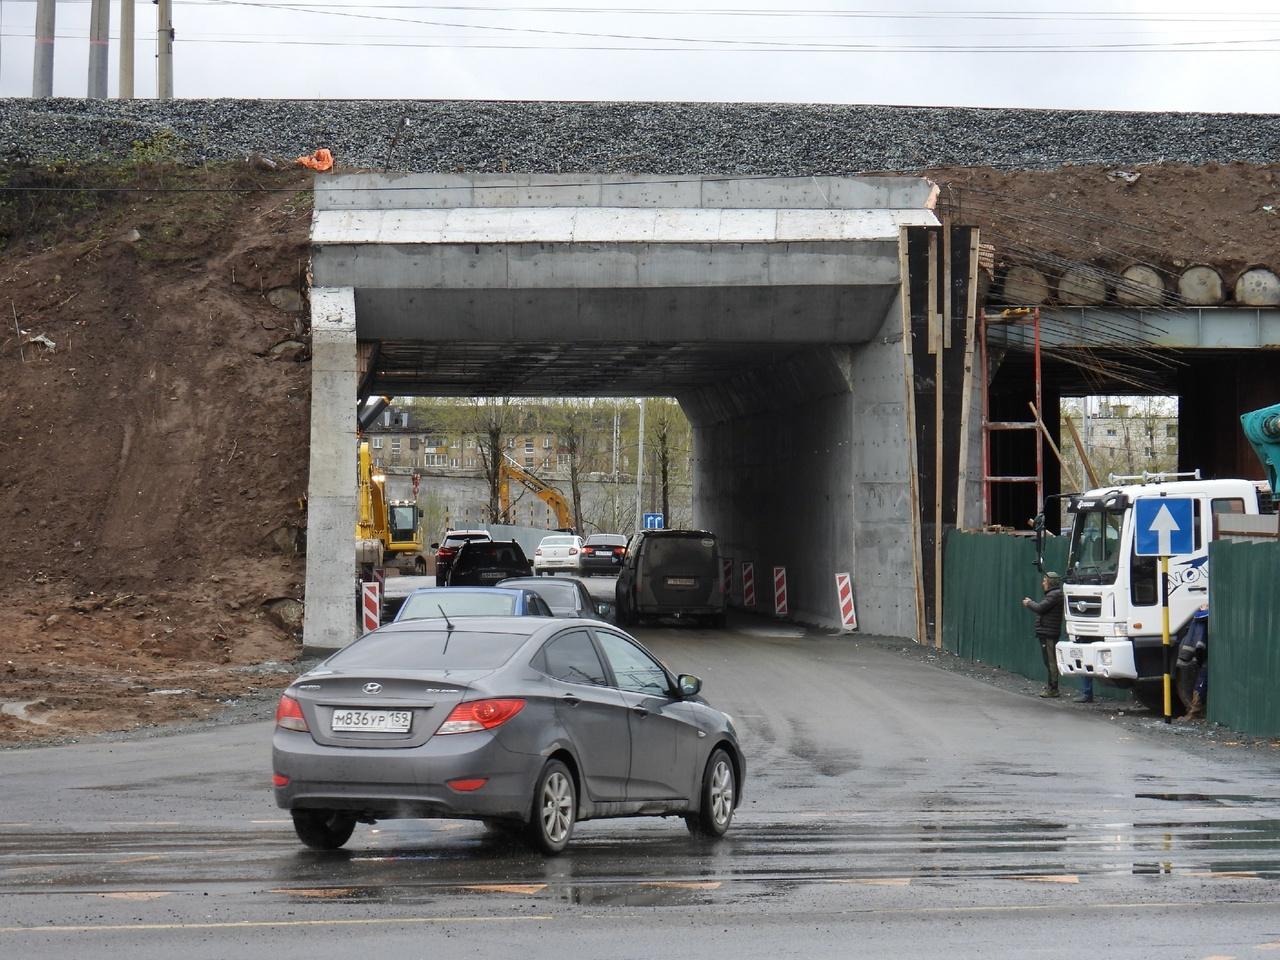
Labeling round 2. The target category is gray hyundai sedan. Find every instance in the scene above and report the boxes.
[272,616,744,854]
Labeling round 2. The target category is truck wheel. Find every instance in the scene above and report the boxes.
[414,557,426,575]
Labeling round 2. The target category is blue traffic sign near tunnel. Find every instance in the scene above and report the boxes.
[1134,498,1194,557]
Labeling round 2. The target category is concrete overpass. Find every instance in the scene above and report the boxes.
[305,173,946,651]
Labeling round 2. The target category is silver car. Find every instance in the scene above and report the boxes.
[272,617,744,854]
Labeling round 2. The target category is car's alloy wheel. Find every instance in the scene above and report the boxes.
[686,748,735,839]
[527,760,575,854]
[291,809,357,850]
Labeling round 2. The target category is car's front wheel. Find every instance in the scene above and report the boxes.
[526,759,576,854]
[686,748,735,839]
[291,809,356,850]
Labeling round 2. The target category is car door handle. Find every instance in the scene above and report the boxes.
[562,695,581,707]
[631,705,649,718]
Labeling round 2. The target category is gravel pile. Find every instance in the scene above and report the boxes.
[2,99,1277,173]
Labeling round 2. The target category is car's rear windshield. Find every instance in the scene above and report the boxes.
[585,535,626,546]
[526,581,578,614]
[400,591,517,620]
[541,536,576,546]
[330,629,529,670]
[461,543,524,561]
[644,534,717,567]
[444,533,489,547]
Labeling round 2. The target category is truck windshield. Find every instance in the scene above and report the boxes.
[1067,508,1124,584]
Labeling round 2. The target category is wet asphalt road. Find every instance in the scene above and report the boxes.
[2,578,1279,958]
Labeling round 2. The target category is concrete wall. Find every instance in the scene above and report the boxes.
[686,349,860,629]
[848,295,918,638]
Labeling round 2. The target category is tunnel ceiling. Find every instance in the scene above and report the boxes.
[364,340,815,397]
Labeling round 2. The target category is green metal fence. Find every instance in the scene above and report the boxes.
[1207,539,1280,737]
[942,530,1096,694]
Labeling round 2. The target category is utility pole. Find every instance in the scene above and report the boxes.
[87,0,110,98]
[120,0,137,98]
[611,406,620,532]
[156,0,175,99]
[634,399,646,532]
[32,0,56,97]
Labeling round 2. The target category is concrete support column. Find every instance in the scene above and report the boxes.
[848,295,918,638]
[303,287,358,655]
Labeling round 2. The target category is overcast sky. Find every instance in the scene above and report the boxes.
[1,0,1278,110]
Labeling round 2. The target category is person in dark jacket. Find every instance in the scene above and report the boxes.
[1023,572,1065,698]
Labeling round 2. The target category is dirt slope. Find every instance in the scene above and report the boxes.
[0,165,313,743]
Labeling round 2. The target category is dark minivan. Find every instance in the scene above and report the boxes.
[446,540,534,586]
[615,529,726,628]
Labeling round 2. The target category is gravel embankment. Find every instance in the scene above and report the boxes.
[3,99,1278,172]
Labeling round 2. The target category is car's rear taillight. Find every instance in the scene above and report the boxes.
[569,547,578,555]
[535,548,543,556]
[437,547,455,560]
[613,546,625,556]
[436,698,526,735]
[275,694,309,732]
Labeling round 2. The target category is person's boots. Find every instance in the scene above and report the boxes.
[1039,687,1060,699]
[1184,691,1204,720]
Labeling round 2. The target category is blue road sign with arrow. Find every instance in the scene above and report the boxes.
[642,513,664,530]
[1134,498,1194,557]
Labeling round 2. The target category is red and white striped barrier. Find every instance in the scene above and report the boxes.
[835,572,857,630]
[361,581,381,634]
[741,562,756,607]
[721,558,733,598]
[773,566,788,617]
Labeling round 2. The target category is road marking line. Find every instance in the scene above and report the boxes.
[1186,871,1260,880]
[0,915,554,934]
[113,855,164,864]
[828,878,912,887]
[250,820,290,825]
[1010,875,1080,884]
[642,881,721,890]
[272,888,359,899]
[98,892,171,901]
[1202,954,1236,959]
[1255,943,1280,951]
[462,884,547,895]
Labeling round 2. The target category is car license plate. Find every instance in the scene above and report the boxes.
[666,577,697,587]
[331,709,411,733]
[1069,647,1082,660]
[481,571,504,580]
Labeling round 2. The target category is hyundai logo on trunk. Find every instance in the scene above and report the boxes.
[362,682,383,695]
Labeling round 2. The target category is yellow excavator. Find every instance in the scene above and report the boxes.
[498,454,575,531]
[356,440,430,575]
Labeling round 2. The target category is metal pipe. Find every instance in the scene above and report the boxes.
[32,0,56,97]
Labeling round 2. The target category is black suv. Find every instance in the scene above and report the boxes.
[445,540,534,586]
[615,529,726,628]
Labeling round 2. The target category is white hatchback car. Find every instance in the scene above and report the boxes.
[533,534,584,575]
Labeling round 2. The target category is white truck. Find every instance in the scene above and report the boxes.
[1053,473,1269,712]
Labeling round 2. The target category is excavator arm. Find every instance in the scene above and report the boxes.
[1241,402,1280,497]
[498,455,575,530]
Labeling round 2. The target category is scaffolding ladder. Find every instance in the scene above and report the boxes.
[980,307,1043,526]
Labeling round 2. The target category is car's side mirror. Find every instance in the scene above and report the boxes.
[677,674,702,698]
[430,542,440,550]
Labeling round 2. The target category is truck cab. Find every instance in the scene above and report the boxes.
[1055,475,1263,709]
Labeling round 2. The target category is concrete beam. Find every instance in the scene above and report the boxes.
[351,284,898,345]
[313,172,940,213]
[989,307,1280,350]
[303,287,358,655]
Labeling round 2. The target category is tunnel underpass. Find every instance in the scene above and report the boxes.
[304,173,945,650]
